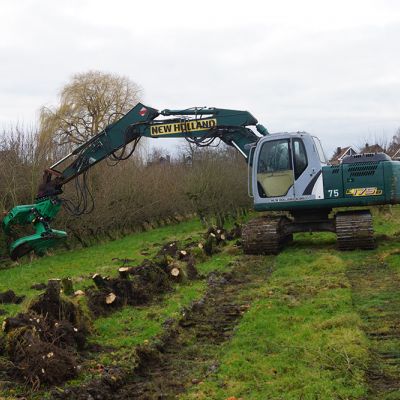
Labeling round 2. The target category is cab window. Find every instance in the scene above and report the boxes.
[293,138,308,179]
[312,136,327,164]
[257,139,294,198]
[257,139,291,174]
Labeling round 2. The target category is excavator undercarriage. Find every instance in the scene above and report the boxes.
[242,209,375,254]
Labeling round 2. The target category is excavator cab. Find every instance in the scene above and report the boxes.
[251,132,327,209]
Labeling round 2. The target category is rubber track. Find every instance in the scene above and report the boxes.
[336,210,375,250]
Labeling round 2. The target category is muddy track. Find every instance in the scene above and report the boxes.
[52,256,270,400]
[346,260,400,399]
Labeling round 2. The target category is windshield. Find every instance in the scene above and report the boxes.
[312,137,327,164]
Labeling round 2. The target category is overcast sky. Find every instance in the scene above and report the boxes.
[1,0,399,156]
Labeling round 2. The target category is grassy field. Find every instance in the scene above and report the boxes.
[1,207,400,399]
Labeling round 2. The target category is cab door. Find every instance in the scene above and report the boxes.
[255,137,295,200]
[252,134,324,206]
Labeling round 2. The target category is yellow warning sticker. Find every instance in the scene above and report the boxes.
[150,119,217,136]
[346,187,382,196]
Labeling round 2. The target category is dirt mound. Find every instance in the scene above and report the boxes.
[0,289,25,304]
[6,325,77,389]
[1,280,90,389]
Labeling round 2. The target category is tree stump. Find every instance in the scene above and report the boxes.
[46,279,61,301]
[92,274,108,289]
[118,267,130,280]
[61,278,74,296]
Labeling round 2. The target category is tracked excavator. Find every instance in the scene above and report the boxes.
[3,103,400,260]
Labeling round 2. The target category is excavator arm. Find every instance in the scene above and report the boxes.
[2,103,266,260]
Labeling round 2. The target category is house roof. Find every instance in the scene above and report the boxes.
[361,144,385,154]
[330,146,356,163]
[387,144,400,158]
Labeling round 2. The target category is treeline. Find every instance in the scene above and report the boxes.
[0,128,250,252]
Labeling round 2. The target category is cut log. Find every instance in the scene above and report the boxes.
[170,267,180,277]
[166,264,187,283]
[92,274,108,289]
[46,279,61,301]
[118,267,131,280]
[204,235,216,256]
[186,256,198,280]
[61,277,74,296]
[105,292,117,304]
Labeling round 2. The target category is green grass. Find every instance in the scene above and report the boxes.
[184,248,369,400]
[92,281,204,359]
[2,208,400,399]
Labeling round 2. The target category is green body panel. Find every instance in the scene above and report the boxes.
[3,198,62,233]
[254,160,400,212]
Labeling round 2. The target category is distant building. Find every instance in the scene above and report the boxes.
[360,143,385,154]
[387,144,400,160]
[146,154,171,167]
[330,146,357,165]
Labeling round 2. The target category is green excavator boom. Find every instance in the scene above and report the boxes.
[2,103,262,259]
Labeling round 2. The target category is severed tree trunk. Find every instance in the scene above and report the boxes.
[92,274,109,289]
[61,278,74,296]
[118,267,131,280]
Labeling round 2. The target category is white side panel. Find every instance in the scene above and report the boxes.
[312,174,324,199]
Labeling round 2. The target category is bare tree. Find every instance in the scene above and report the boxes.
[387,127,400,153]
[39,71,142,147]
[357,133,390,153]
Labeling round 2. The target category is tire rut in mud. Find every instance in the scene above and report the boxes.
[53,256,270,400]
[347,261,400,399]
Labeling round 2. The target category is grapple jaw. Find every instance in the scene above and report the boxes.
[2,197,67,260]
[9,224,67,260]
